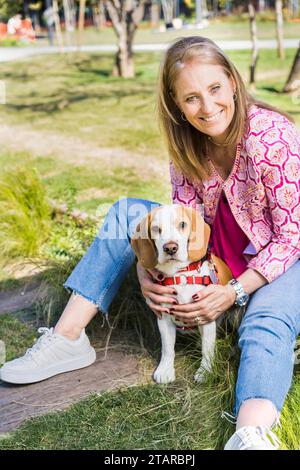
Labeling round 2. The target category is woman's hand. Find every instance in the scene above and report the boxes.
[169,284,236,325]
[136,262,178,319]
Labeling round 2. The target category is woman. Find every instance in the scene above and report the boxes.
[1,37,300,450]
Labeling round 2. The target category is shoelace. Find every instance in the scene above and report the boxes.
[24,327,55,360]
[237,425,280,450]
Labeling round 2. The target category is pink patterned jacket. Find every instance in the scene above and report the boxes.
[170,105,300,283]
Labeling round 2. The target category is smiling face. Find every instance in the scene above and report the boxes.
[173,61,236,144]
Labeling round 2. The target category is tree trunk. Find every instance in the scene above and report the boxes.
[105,0,146,78]
[113,29,135,78]
[151,0,160,28]
[287,0,299,17]
[92,4,101,30]
[283,43,300,92]
[195,0,202,24]
[92,1,106,30]
[161,0,173,27]
[63,0,76,47]
[275,0,285,60]
[202,0,208,17]
[53,0,64,51]
[213,0,218,16]
[249,2,259,85]
[78,0,86,49]
[99,1,107,29]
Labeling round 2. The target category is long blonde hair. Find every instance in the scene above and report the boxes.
[157,36,293,181]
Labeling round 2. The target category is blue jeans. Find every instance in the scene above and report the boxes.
[64,197,300,417]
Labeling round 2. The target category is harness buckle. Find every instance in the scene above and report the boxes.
[179,275,188,286]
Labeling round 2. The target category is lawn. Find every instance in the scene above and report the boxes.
[0,43,300,450]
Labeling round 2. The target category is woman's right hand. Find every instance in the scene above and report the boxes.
[136,262,178,319]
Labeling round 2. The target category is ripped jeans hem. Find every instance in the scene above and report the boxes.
[63,284,109,320]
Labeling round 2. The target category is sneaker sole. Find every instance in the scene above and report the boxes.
[0,347,96,384]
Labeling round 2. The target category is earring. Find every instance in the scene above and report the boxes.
[181,112,187,122]
[233,92,237,101]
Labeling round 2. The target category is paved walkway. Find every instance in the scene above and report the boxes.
[0,39,299,63]
[0,351,140,433]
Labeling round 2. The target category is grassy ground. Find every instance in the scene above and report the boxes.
[0,46,300,449]
[1,49,299,158]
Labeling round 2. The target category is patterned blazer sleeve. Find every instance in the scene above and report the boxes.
[247,132,300,283]
[169,160,203,211]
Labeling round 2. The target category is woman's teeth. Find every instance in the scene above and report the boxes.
[201,110,223,122]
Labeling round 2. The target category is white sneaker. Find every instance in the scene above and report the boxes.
[224,425,280,450]
[0,327,96,384]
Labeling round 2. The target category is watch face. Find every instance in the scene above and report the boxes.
[237,294,249,306]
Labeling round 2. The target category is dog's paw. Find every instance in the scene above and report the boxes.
[153,365,175,384]
[194,367,210,383]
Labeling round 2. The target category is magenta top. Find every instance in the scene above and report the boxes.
[210,191,249,278]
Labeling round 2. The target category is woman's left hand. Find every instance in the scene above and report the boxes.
[170,284,236,325]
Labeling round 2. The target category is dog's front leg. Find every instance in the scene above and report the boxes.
[194,321,216,383]
[153,315,176,384]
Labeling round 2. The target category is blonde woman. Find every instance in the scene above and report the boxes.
[1,37,300,450]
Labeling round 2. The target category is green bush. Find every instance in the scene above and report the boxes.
[0,166,51,258]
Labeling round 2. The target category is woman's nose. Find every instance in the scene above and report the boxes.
[201,96,215,115]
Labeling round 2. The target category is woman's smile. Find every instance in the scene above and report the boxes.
[200,109,224,123]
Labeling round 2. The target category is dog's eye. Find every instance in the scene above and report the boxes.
[179,221,187,229]
[151,225,161,234]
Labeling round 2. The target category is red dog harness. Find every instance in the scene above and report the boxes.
[156,254,218,288]
[156,253,219,331]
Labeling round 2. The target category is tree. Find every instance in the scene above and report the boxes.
[275,0,285,59]
[91,0,107,30]
[63,0,76,46]
[78,0,86,48]
[0,0,23,20]
[249,1,259,86]
[53,0,64,50]
[104,0,147,78]
[150,0,160,28]
[283,42,300,93]
[161,0,174,27]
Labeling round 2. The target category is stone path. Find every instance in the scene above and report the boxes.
[0,350,141,433]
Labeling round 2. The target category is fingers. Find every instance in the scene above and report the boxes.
[144,297,171,320]
[142,278,177,302]
[146,268,165,282]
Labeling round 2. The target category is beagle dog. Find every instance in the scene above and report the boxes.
[131,204,233,384]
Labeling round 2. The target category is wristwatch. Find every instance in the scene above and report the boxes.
[228,279,249,307]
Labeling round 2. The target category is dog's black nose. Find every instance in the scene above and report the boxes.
[163,242,178,255]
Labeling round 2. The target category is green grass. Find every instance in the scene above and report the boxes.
[0,315,37,364]
[0,166,51,258]
[0,320,299,449]
[0,49,299,160]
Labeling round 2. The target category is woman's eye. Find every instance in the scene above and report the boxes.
[186,96,198,103]
[211,86,220,93]
[179,221,187,229]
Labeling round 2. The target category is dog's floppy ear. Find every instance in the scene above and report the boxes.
[130,211,158,269]
[184,206,211,262]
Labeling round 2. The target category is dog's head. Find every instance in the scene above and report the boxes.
[130,204,211,270]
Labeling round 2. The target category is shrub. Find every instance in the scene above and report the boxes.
[0,166,51,258]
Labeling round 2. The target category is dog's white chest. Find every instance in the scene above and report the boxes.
[174,261,212,304]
